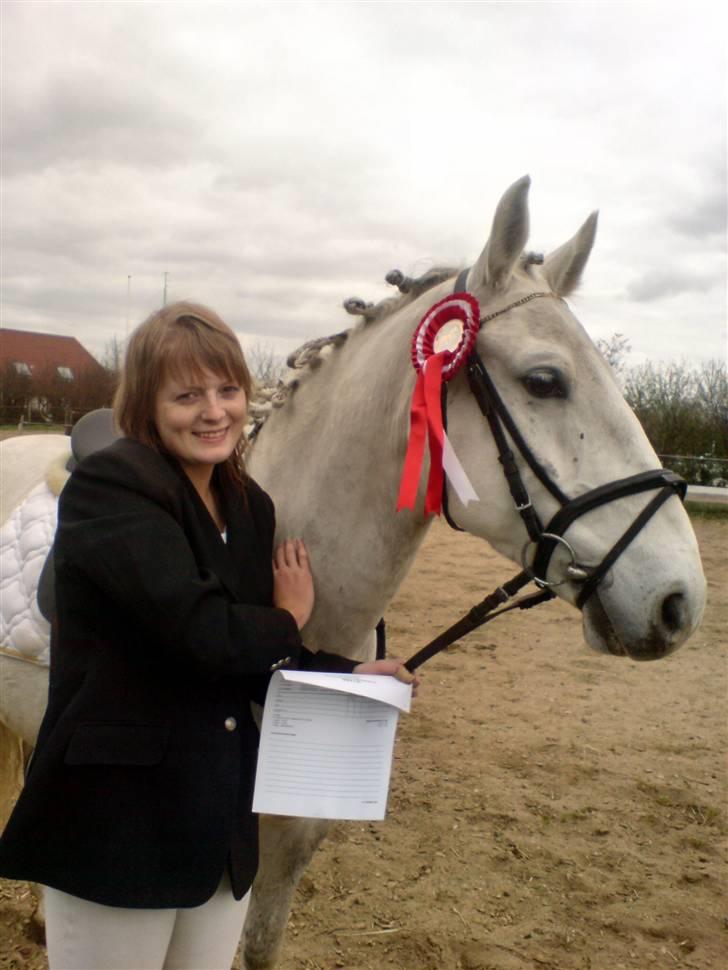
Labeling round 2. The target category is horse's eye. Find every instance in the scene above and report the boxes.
[522,368,568,399]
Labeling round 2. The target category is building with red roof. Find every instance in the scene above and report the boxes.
[0,328,104,381]
[0,328,109,424]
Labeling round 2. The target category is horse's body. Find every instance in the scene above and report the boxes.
[0,178,706,969]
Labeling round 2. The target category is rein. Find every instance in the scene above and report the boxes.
[403,271,686,673]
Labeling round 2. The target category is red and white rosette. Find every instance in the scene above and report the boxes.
[397,293,481,515]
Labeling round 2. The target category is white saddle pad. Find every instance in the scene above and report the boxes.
[0,482,57,667]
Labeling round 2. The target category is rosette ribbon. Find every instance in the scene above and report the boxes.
[397,293,481,516]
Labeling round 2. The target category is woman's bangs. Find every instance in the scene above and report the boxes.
[163,326,245,388]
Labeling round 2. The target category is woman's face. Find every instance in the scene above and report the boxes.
[154,368,247,480]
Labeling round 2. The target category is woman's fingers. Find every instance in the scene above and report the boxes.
[272,540,315,630]
[274,539,310,570]
[273,542,287,571]
[394,665,415,685]
[283,539,295,568]
[351,658,421,698]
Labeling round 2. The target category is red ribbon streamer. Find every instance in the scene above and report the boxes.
[398,292,480,516]
[397,353,447,515]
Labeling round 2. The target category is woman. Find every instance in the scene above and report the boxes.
[0,302,413,970]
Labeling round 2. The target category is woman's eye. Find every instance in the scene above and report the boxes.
[221,385,240,396]
[522,368,568,399]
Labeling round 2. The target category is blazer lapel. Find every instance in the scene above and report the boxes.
[223,486,272,605]
[169,465,251,603]
[99,441,265,607]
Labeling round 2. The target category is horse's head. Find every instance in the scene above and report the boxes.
[442,176,706,661]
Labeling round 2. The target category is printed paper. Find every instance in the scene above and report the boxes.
[252,671,411,820]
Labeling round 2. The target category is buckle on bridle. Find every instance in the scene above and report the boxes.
[521,532,591,588]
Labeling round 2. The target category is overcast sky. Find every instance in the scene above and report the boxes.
[2,1,726,368]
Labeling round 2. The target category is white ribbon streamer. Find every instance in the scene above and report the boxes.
[442,433,479,506]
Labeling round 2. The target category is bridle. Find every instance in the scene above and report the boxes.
[403,269,686,672]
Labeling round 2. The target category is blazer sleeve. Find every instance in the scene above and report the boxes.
[56,447,302,681]
[249,481,358,677]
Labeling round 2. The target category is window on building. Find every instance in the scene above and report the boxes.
[57,366,74,380]
[13,362,32,376]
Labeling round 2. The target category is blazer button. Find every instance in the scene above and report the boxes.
[269,656,292,672]
[224,717,237,732]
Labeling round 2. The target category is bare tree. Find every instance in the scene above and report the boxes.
[694,359,728,456]
[624,358,727,482]
[595,332,631,379]
[0,362,33,423]
[102,335,124,377]
[246,340,286,384]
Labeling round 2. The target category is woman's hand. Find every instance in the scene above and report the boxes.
[353,658,421,696]
[273,539,314,630]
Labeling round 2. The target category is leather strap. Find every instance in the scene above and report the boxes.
[531,469,685,588]
[404,570,553,672]
[453,268,470,293]
[574,485,677,608]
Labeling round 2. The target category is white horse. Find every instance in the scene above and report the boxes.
[0,177,706,969]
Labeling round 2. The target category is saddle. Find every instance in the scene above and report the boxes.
[37,410,120,623]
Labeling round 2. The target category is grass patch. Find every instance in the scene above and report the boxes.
[685,501,728,521]
[682,834,710,851]
[0,424,66,434]
[684,803,723,827]
[559,806,597,823]
[636,782,724,828]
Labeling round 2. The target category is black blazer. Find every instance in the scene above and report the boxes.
[0,438,353,908]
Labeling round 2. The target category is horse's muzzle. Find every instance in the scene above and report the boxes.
[581,583,704,661]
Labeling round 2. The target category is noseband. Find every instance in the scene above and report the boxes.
[403,270,686,672]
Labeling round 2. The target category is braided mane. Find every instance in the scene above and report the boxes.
[246,266,457,438]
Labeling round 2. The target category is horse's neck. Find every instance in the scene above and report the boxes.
[249,301,439,660]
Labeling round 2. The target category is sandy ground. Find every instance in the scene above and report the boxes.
[0,517,725,970]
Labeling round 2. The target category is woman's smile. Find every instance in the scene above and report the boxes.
[154,369,247,482]
[194,427,230,440]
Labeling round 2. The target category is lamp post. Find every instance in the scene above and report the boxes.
[126,275,132,340]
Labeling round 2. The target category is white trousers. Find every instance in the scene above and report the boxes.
[44,872,250,970]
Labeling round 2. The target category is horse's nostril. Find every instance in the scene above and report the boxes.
[661,592,686,634]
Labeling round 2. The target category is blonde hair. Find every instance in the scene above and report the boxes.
[114,302,252,492]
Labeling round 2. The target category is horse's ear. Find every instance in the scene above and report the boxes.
[543,211,599,297]
[470,175,531,291]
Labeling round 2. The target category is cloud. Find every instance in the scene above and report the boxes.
[1,1,726,367]
[625,268,720,303]
[667,183,727,241]
[3,72,199,177]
